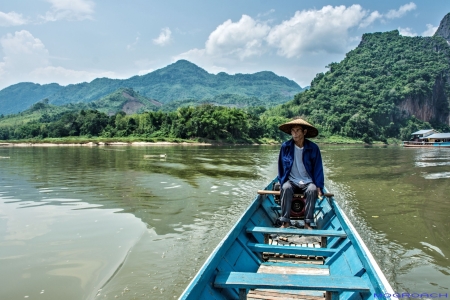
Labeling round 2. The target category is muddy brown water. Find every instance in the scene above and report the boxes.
[0,145,448,299]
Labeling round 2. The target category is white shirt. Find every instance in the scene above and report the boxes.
[288,145,312,185]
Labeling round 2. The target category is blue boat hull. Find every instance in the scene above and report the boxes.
[403,141,450,147]
[179,178,394,299]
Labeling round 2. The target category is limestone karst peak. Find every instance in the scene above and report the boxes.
[434,12,450,43]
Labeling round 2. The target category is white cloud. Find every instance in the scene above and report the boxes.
[173,15,271,73]
[172,3,422,86]
[137,69,154,76]
[360,11,382,28]
[0,11,28,27]
[266,5,367,58]
[205,15,270,60]
[399,24,438,37]
[42,0,95,22]
[173,48,229,74]
[257,9,275,18]
[153,27,172,46]
[422,24,438,36]
[173,5,392,77]
[0,30,50,73]
[173,48,211,68]
[0,30,120,89]
[386,2,416,19]
[0,61,5,78]
[127,34,140,50]
[174,14,271,69]
[134,58,155,75]
[30,66,116,85]
[398,27,417,37]
[174,48,205,61]
[208,65,228,74]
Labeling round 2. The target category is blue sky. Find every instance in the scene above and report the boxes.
[1,1,449,90]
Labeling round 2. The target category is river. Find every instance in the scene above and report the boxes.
[0,145,448,299]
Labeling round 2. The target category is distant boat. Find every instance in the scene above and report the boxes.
[179,178,394,300]
[143,154,167,158]
[403,129,450,147]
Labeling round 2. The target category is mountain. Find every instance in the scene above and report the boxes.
[0,60,304,115]
[88,87,162,115]
[0,83,63,116]
[267,16,450,142]
[0,87,164,133]
[434,12,450,43]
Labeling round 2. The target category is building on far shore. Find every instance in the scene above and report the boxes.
[424,133,450,143]
[403,130,450,147]
[409,129,437,142]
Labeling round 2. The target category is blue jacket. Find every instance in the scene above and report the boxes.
[278,139,324,190]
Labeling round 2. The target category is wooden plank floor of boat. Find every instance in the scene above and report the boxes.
[248,235,327,300]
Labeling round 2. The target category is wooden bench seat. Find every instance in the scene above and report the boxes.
[257,190,334,198]
[247,289,325,300]
[247,243,337,257]
[247,226,347,238]
[261,261,329,269]
[257,190,305,197]
[258,262,329,276]
[214,271,371,292]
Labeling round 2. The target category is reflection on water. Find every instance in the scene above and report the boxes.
[0,146,279,299]
[423,172,450,179]
[415,161,450,167]
[0,145,449,299]
[322,146,450,293]
[0,173,145,300]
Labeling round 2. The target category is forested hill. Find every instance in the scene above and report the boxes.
[0,60,304,115]
[269,27,450,142]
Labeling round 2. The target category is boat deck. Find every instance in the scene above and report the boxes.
[249,232,327,300]
[248,290,324,300]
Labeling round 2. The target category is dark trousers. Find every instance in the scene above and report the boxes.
[280,181,317,224]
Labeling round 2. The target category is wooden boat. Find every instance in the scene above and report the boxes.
[179,178,394,300]
[403,141,450,147]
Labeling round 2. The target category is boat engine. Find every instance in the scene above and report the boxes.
[272,182,306,219]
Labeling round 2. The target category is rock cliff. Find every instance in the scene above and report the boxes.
[396,75,450,125]
[434,12,450,43]
[397,13,450,126]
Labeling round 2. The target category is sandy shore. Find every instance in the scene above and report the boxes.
[0,141,213,147]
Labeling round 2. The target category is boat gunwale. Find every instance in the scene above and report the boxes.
[327,193,395,295]
[178,182,269,299]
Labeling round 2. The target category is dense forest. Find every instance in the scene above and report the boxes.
[0,103,289,143]
[266,30,450,143]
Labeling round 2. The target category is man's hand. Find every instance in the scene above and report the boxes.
[317,188,323,196]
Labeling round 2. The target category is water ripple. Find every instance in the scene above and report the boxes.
[415,161,450,167]
[422,172,450,179]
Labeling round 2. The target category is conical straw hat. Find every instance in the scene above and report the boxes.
[278,118,319,138]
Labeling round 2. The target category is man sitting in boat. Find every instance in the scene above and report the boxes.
[278,118,324,229]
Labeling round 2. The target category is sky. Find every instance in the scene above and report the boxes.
[1,0,450,91]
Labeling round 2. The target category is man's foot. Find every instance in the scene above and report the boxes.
[304,223,313,230]
[280,222,290,228]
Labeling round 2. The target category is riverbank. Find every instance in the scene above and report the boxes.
[0,141,212,147]
[0,136,401,147]
[0,137,213,147]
